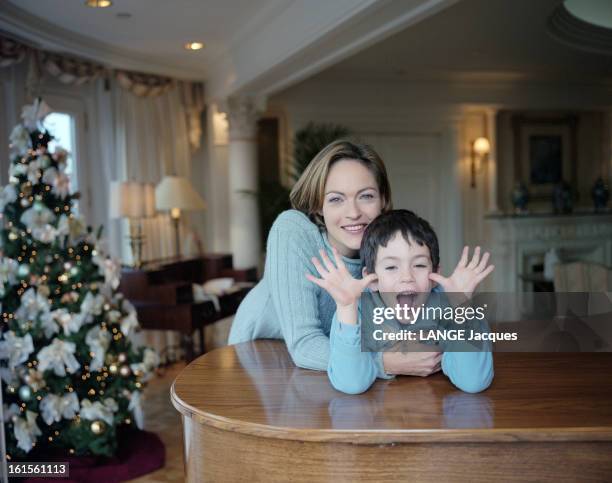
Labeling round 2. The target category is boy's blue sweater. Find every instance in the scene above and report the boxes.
[328,289,494,395]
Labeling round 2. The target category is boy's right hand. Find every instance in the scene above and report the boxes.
[306,246,377,308]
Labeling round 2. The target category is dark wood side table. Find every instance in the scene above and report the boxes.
[118,255,255,361]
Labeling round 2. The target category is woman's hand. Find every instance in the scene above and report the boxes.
[383,349,442,377]
[306,246,377,308]
[428,246,494,299]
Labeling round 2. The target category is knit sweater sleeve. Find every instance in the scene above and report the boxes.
[266,211,331,371]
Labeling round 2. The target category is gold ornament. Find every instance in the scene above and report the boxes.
[21,184,32,197]
[109,364,118,374]
[90,421,105,434]
[25,369,45,392]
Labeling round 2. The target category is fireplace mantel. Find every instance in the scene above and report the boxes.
[485,212,612,291]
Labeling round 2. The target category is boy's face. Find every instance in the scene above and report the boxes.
[370,231,435,312]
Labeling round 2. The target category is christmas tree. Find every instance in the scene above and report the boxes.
[0,99,158,460]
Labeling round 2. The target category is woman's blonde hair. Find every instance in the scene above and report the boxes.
[289,140,392,229]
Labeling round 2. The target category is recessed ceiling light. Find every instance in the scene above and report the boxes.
[184,42,204,51]
[85,0,112,7]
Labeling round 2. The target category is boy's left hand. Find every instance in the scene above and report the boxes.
[428,246,494,298]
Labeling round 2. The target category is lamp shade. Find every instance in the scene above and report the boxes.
[109,181,156,219]
[155,176,206,211]
[473,137,491,156]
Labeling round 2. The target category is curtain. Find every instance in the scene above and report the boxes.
[0,35,26,67]
[44,52,104,86]
[105,81,200,362]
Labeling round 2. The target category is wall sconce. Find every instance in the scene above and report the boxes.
[470,137,490,188]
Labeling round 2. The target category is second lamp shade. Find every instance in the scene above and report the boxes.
[155,176,206,211]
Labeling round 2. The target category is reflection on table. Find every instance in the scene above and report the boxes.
[172,340,612,482]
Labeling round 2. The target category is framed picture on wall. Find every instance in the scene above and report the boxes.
[512,114,578,199]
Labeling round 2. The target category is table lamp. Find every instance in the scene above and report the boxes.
[155,176,206,258]
[109,181,156,268]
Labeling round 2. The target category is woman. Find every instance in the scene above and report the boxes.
[228,140,441,377]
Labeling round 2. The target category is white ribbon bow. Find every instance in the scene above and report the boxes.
[14,410,42,452]
[40,392,79,426]
[37,338,80,376]
[80,398,118,425]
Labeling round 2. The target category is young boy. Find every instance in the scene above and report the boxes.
[306,209,494,395]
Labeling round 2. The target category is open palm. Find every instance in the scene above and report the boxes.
[306,247,377,307]
[429,246,494,298]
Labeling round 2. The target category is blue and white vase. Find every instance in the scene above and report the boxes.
[552,181,573,214]
[591,177,609,212]
[511,182,529,214]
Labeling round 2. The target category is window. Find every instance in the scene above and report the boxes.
[43,112,78,192]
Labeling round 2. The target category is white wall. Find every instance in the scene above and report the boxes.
[251,76,612,288]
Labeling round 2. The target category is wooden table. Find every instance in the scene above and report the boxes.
[171,340,612,482]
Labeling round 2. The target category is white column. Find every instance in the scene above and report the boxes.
[205,103,230,252]
[224,96,261,269]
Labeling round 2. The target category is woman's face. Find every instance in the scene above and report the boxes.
[321,159,383,258]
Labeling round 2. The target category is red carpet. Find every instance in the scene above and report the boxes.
[23,429,166,483]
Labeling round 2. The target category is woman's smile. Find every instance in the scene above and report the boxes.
[341,223,368,234]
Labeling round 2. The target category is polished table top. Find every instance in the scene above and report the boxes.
[171,340,612,444]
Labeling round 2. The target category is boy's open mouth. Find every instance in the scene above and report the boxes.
[396,291,417,307]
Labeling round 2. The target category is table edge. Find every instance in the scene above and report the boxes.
[170,382,612,444]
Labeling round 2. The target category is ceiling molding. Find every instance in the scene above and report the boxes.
[213,0,296,67]
[206,0,459,101]
[254,0,462,96]
[271,76,612,111]
[307,68,612,85]
[0,2,203,79]
[547,2,612,55]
